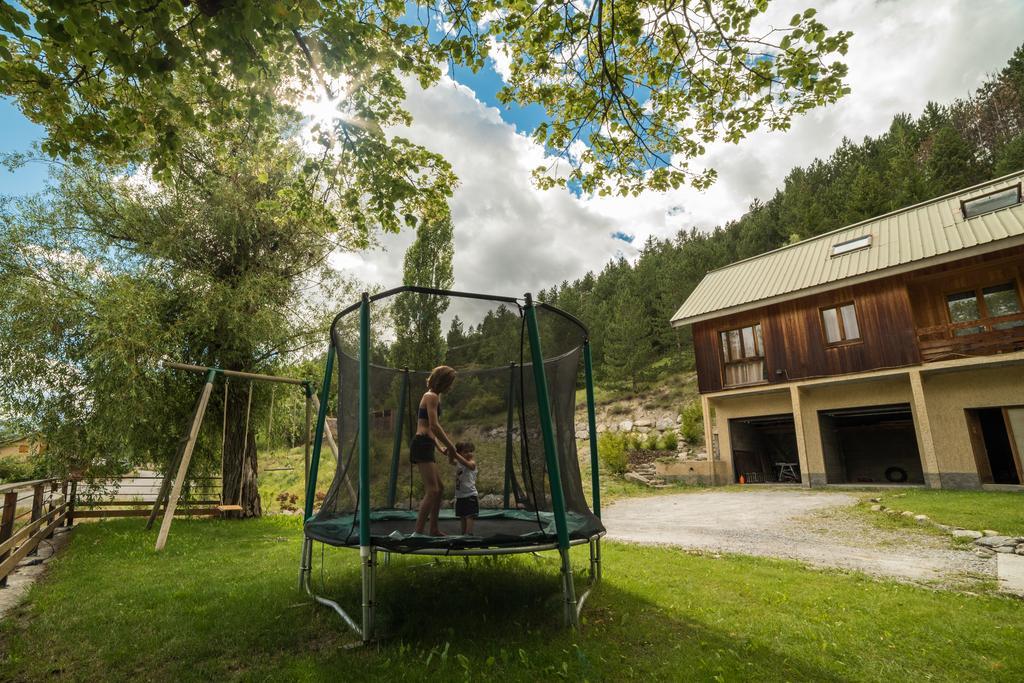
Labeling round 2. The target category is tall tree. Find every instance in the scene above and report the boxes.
[927,124,984,194]
[0,120,390,514]
[602,277,655,392]
[390,210,455,372]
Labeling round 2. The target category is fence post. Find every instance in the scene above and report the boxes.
[0,491,17,588]
[27,484,43,557]
[67,480,77,528]
[46,481,58,539]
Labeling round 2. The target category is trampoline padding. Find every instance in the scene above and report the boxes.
[305,508,603,552]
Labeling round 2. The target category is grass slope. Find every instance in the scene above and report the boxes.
[2,518,1022,681]
[870,490,1024,536]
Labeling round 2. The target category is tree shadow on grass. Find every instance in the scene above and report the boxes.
[312,551,845,681]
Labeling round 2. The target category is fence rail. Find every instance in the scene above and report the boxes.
[0,473,226,586]
[917,314,1024,362]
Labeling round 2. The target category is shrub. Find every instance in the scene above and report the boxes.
[642,431,660,451]
[660,430,679,451]
[275,491,299,512]
[460,393,505,418]
[680,400,704,444]
[0,458,44,484]
[623,432,642,453]
[598,433,628,474]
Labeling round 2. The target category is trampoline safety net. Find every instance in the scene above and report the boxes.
[304,290,605,553]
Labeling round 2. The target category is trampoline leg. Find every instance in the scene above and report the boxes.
[298,537,312,590]
[361,546,376,643]
[591,538,602,583]
[559,547,579,629]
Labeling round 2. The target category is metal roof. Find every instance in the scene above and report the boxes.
[670,171,1024,326]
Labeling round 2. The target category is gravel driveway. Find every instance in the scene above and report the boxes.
[604,489,994,587]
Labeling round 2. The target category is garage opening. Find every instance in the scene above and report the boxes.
[818,404,923,485]
[967,407,1024,485]
[728,414,801,483]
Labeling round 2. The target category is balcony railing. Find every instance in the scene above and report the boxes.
[917,311,1024,362]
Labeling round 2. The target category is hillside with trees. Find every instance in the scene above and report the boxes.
[523,44,1024,390]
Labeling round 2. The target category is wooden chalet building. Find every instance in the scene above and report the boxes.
[670,172,1024,489]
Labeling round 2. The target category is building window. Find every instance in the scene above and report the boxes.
[719,323,765,386]
[830,234,872,257]
[821,302,861,344]
[946,281,1024,336]
[961,184,1022,219]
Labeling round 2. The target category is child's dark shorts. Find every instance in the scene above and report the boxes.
[455,496,479,519]
[410,434,436,464]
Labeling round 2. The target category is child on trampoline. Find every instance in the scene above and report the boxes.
[450,441,479,534]
[410,365,459,536]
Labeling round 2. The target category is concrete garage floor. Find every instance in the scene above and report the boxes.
[604,489,995,588]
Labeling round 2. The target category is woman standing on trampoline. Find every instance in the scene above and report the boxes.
[410,365,459,535]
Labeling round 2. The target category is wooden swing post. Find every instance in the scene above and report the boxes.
[155,368,218,551]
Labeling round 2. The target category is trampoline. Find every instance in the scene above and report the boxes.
[298,287,605,642]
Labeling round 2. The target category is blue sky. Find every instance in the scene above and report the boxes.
[0,98,47,195]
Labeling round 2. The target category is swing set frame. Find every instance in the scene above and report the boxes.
[149,361,315,551]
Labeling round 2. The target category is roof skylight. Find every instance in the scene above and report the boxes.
[831,234,872,257]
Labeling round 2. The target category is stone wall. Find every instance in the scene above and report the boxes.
[575,404,709,464]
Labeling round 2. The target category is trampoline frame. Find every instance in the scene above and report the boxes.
[299,287,604,643]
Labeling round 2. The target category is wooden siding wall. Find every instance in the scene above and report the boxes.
[906,248,1024,328]
[693,245,1024,394]
[693,278,920,393]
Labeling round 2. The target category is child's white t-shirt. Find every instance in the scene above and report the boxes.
[455,461,478,498]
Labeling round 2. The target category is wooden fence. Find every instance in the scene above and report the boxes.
[0,473,224,586]
[0,478,68,587]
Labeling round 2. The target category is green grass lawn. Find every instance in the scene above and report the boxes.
[869,489,1024,536]
[2,517,1022,681]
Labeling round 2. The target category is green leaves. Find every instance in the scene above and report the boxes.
[455,0,850,194]
[0,1,849,199]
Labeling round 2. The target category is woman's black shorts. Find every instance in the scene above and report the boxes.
[410,434,436,464]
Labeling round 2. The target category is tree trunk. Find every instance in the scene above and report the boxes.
[222,385,262,517]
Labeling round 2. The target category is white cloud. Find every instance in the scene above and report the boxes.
[342,0,1024,301]
[348,76,635,302]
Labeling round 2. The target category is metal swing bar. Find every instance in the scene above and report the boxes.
[300,290,604,643]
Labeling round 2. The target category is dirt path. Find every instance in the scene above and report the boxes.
[603,490,994,588]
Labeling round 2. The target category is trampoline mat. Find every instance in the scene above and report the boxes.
[305,509,604,552]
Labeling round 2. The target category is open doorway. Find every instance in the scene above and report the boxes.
[967,407,1024,485]
[818,404,924,485]
[729,414,800,483]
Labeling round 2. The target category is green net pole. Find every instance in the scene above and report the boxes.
[524,294,570,550]
[503,362,515,509]
[386,370,409,508]
[357,293,372,547]
[583,341,601,518]
[304,344,335,521]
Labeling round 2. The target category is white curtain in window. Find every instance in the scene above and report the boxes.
[725,359,765,386]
